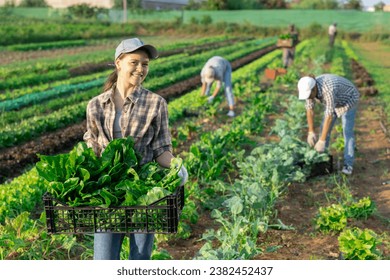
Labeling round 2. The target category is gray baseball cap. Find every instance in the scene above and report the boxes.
[114,38,158,60]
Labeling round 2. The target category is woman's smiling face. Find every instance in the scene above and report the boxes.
[116,49,150,87]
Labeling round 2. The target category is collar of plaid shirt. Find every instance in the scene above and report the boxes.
[101,84,143,105]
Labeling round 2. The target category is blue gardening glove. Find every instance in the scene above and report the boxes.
[208,95,214,103]
[177,165,188,186]
[314,140,326,153]
[307,132,317,147]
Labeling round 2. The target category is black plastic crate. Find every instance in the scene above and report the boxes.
[43,186,184,234]
[309,154,333,178]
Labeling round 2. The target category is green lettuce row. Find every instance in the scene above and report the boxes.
[0,69,71,92]
[0,71,109,102]
[0,168,41,224]
[0,87,98,128]
[0,102,87,149]
[0,36,242,91]
[0,35,235,79]
[0,78,104,112]
[3,39,87,51]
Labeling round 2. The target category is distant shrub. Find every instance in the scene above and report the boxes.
[67,4,108,20]
[3,0,16,7]
[19,0,48,7]
[0,1,14,16]
[174,15,183,25]
[200,15,212,25]
[302,22,325,38]
[189,16,199,25]
[224,22,238,34]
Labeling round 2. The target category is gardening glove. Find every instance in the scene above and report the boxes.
[314,140,326,153]
[177,165,188,186]
[307,132,317,147]
[208,95,214,103]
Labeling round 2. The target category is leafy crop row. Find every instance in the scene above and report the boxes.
[0,36,246,92]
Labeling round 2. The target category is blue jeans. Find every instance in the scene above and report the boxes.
[93,233,154,260]
[320,106,357,167]
[223,63,234,107]
[282,47,295,68]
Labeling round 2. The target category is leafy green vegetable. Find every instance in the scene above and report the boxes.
[36,136,183,208]
[338,228,383,260]
[279,34,292,39]
[137,187,171,206]
[345,197,376,219]
[315,204,347,233]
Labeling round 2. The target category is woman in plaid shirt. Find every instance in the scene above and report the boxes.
[298,74,359,175]
[84,38,188,260]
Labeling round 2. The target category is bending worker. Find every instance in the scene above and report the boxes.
[200,56,235,117]
[297,74,359,175]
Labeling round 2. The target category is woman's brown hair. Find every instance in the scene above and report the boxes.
[103,70,117,92]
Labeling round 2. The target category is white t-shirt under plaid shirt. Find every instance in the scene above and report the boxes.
[83,85,172,165]
[305,74,359,118]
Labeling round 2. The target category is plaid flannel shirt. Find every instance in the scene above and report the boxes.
[83,86,172,165]
[305,74,359,118]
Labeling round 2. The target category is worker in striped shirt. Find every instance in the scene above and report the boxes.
[297,74,360,175]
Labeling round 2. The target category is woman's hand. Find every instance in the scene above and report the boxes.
[178,165,188,186]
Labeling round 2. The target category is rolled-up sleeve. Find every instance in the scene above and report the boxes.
[152,99,172,158]
[305,99,315,111]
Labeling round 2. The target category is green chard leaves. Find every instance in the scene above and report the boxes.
[36,136,183,208]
